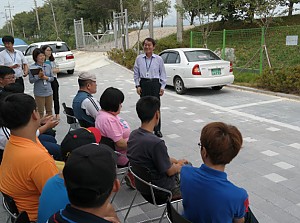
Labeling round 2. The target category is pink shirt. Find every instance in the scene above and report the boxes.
[95,110,130,166]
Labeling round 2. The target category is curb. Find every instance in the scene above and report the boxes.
[227,84,300,101]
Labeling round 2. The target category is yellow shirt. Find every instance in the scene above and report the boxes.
[0,135,58,221]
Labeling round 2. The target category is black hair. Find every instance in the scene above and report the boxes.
[41,45,55,62]
[2,36,14,44]
[0,66,15,78]
[100,87,124,112]
[78,79,93,88]
[136,96,160,123]
[143,37,156,46]
[32,48,45,62]
[0,93,37,129]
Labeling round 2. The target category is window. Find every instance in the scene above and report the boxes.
[46,43,70,53]
[184,50,221,62]
[160,52,168,63]
[166,52,179,64]
[25,46,38,56]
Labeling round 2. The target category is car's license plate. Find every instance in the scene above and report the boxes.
[211,68,221,75]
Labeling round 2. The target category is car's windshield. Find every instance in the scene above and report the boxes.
[46,43,70,53]
[184,50,221,62]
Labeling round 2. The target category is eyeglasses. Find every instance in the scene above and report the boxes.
[3,76,16,80]
[198,142,203,149]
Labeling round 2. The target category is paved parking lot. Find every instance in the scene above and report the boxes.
[1,53,300,222]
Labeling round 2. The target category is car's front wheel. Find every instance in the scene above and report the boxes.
[174,77,186,94]
[211,86,223,90]
[67,69,74,74]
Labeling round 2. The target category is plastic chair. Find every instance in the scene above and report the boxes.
[14,211,30,223]
[2,192,19,223]
[166,201,191,223]
[123,163,181,223]
[62,103,80,132]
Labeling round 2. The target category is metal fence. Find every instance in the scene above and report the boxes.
[190,25,300,74]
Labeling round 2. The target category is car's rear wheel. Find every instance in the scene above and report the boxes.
[212,86,223,90]
[67,69,74,74]
[174,77,186,94]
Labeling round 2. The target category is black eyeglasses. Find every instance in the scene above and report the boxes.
[198,142,201,148]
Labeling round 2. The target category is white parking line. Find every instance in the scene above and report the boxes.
[226,99,283,110]
[163,91,300,132]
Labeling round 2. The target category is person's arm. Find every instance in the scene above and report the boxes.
[82,97,100,119]
[44,65,54,82]
[115,138,127,150]
[28,68,40,83]
[166,163,182,176]
[233,217,245,223]
[22,64,29,77]
[159,56,167,91]
[38,116,59,134]
[133,57,142,95]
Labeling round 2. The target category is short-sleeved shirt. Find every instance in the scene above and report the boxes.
[127,128,175,190]
[0,135,58,221]
[0,49,28,77]
[47,204,111,223]
[38,174,69,223]
[181,164,249,223]
[95,110,130,166]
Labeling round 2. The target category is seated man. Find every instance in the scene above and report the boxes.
[72,72,100,127]
[127,96,189,199]
[0,93,58,221]
[38,127,102,223]
[0,65,23,101]
[48,144,120,223]
[181,122,258,223]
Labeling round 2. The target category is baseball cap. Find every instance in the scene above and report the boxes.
[63,144,117,207]
[78,72,96,81]
[60,127,102,161]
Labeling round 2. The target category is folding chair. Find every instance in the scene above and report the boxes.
[14,211,30,223]
[2,192,19,223]
[166,201,191,223]
[62,103,80,132]
[123,163,181,223]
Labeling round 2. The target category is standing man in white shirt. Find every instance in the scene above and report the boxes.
[0,36,29,92]
[133,37,167,138]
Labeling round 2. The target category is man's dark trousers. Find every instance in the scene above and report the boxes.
[140,78,161,132]
[15,77,24,93]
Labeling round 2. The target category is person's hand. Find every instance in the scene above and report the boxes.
[53,68,60,74]
[40,115,52,125]
[159,88,164,96]
[44,116,59,129]
[136,86,142,95]
[11,64,20,69]
[23,73,28,77]
[38,70,44,79]
[103,217,120,223]
[177,159,189,166]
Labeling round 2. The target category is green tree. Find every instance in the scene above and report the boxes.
[154,0,171,27]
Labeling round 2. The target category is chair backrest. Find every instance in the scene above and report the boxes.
[100,136,116,151]
[62,103,77,125]
[14,211,30,223]
[130,163,172,205]
[167,201,191,223]
[2,192,19,219]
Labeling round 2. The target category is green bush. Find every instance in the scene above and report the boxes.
[257,65,300,95]
[107,48,137,70]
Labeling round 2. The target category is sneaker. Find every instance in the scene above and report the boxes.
[125,171,136,189]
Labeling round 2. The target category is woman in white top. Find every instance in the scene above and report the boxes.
[41,45,60,120]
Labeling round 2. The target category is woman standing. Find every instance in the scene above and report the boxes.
[41,45,60,120]
[29,48,54,117]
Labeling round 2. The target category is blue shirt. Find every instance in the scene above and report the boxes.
[180,164,249,223]
[38,174,69,223]
[29,63,54,97]
[133,53,167,89]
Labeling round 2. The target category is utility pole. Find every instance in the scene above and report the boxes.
[34,0,41,31]
[176,0,183,43]
[120,0,126,51]
[149,0,154,38]
[4,2,14,36]
[4,10,10,33]
[48,0,59,40]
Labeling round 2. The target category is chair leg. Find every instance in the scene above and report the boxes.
[159,206,167,223]
[123,190,138,223]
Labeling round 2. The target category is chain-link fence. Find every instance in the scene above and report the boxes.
[190,25,300,74]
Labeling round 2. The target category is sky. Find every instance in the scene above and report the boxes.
[0,0,187,31]
[1,0,299,31]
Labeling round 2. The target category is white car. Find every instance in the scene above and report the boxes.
[24,41,75,74]
[159,48,234,94]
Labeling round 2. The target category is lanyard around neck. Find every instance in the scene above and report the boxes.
[6,50,16,63]
[145,56,153,73]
